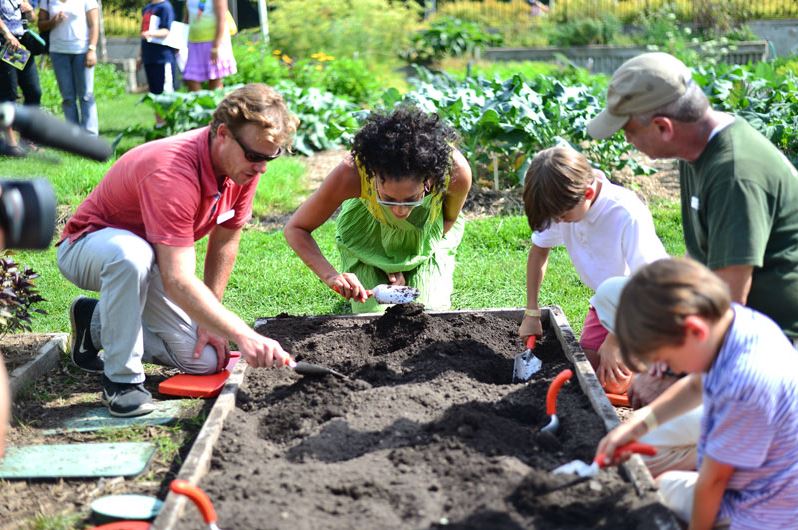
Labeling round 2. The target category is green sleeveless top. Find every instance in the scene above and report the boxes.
[335,157,466,312]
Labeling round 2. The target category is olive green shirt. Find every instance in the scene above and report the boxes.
[679,117,798,339]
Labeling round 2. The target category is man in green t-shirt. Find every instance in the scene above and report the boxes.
[587,52,798,410]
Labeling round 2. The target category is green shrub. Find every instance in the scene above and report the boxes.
[0,254,46,337]
[401,16,503,65]
[436,0,550,48]
[229,37,381,107]
[268,0,419,62]
[547,14,623,47]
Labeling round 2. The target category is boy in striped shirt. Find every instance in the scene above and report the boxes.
[596,258,798,529]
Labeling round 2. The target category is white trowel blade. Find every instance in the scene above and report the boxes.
[371,284,420,304]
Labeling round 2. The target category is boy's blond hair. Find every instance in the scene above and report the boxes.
[617,258,731,370]
[523,146,594,232]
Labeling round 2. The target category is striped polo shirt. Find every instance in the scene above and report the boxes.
[699,303,798,529]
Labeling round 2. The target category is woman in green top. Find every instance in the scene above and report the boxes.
[285,106,472,313]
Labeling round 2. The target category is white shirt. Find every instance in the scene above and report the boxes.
[45,0,98,54]
[532,175,668,291]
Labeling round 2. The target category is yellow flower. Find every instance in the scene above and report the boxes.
[281,54,293,65]
[272,49,282,55]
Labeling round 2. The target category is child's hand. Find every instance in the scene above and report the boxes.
[597,340,632,393]
[518,315,542,340]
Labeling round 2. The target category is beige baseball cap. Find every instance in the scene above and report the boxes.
[587,52,693,139]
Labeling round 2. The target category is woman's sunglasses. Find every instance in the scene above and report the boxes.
[231,132,283,163]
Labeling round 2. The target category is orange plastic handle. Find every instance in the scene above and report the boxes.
[526,335,537,350]
[546,369,573,416]
[170,480,218,524]
[595,442,658,467]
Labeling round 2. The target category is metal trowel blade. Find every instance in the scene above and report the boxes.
[293,361,348,379]
[512,350,543,383]
[371,284,420,304]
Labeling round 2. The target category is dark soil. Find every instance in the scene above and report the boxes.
[0,334,51,373]
[177,305,671,530]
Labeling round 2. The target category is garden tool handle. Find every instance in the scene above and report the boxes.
[170,480,218,524]
[526,335,537,350]
[546,369,573,416]
[595,442,658,468]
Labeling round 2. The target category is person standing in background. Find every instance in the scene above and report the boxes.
[0,0,42,156]
[38,0,99,135]
[183,0,236,91]
[140,0,177,124]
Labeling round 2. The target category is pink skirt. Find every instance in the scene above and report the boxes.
[183,41,237,82]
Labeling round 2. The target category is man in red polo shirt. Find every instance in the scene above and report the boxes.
[57,84,299,417]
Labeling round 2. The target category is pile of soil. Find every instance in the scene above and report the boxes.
[177,306,672,529]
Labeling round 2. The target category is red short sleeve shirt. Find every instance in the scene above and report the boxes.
[61,127,259,247]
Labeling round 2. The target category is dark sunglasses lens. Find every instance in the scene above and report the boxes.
[246,147,281,163]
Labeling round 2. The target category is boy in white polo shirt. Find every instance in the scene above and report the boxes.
[519,145,668,398]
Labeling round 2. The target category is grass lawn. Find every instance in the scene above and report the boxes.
[1,94,684,338]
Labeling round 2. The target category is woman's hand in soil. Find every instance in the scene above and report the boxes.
[386,271,405,286]
[327,272,368,303]
[518,315,542,340]
[194,327,230,372]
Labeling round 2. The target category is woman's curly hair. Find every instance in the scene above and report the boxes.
[351,106,459,193]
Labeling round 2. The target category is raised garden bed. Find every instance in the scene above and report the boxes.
[156,306,679,529]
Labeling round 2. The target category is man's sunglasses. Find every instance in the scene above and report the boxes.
[231,131,283,163]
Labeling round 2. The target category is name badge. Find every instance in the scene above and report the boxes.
[690,196,699,210]
[216,209,235,224]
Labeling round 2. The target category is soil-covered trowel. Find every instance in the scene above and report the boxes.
[288,359,348,379]
[370,284,420,304]
[512,335,543,383]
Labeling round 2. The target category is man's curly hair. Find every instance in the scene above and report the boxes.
[351,106,459,193]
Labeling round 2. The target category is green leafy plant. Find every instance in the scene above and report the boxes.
[130,82,359,156]
[335,67,649,188]
[0,254,46,337]
[401,16,503,65]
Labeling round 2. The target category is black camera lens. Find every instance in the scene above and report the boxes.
[0,179,56,250]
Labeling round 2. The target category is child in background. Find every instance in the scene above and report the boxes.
[519,145,667,398]
[597,258,798,529]
[140,0,176,122]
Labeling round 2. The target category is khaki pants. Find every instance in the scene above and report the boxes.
[57,228,220,384]
[657,470,731,528]
[639,405,703,477]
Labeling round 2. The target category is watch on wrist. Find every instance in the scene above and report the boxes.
[88,44,96,51]
[524,308,542,318]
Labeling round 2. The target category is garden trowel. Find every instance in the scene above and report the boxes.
[370,284,420,304]
[546,441,657,492]
[512,335,542,383]
[288,359,348,379]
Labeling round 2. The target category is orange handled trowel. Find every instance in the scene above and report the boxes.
[545,441,657,493]
[170,480,224,530]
